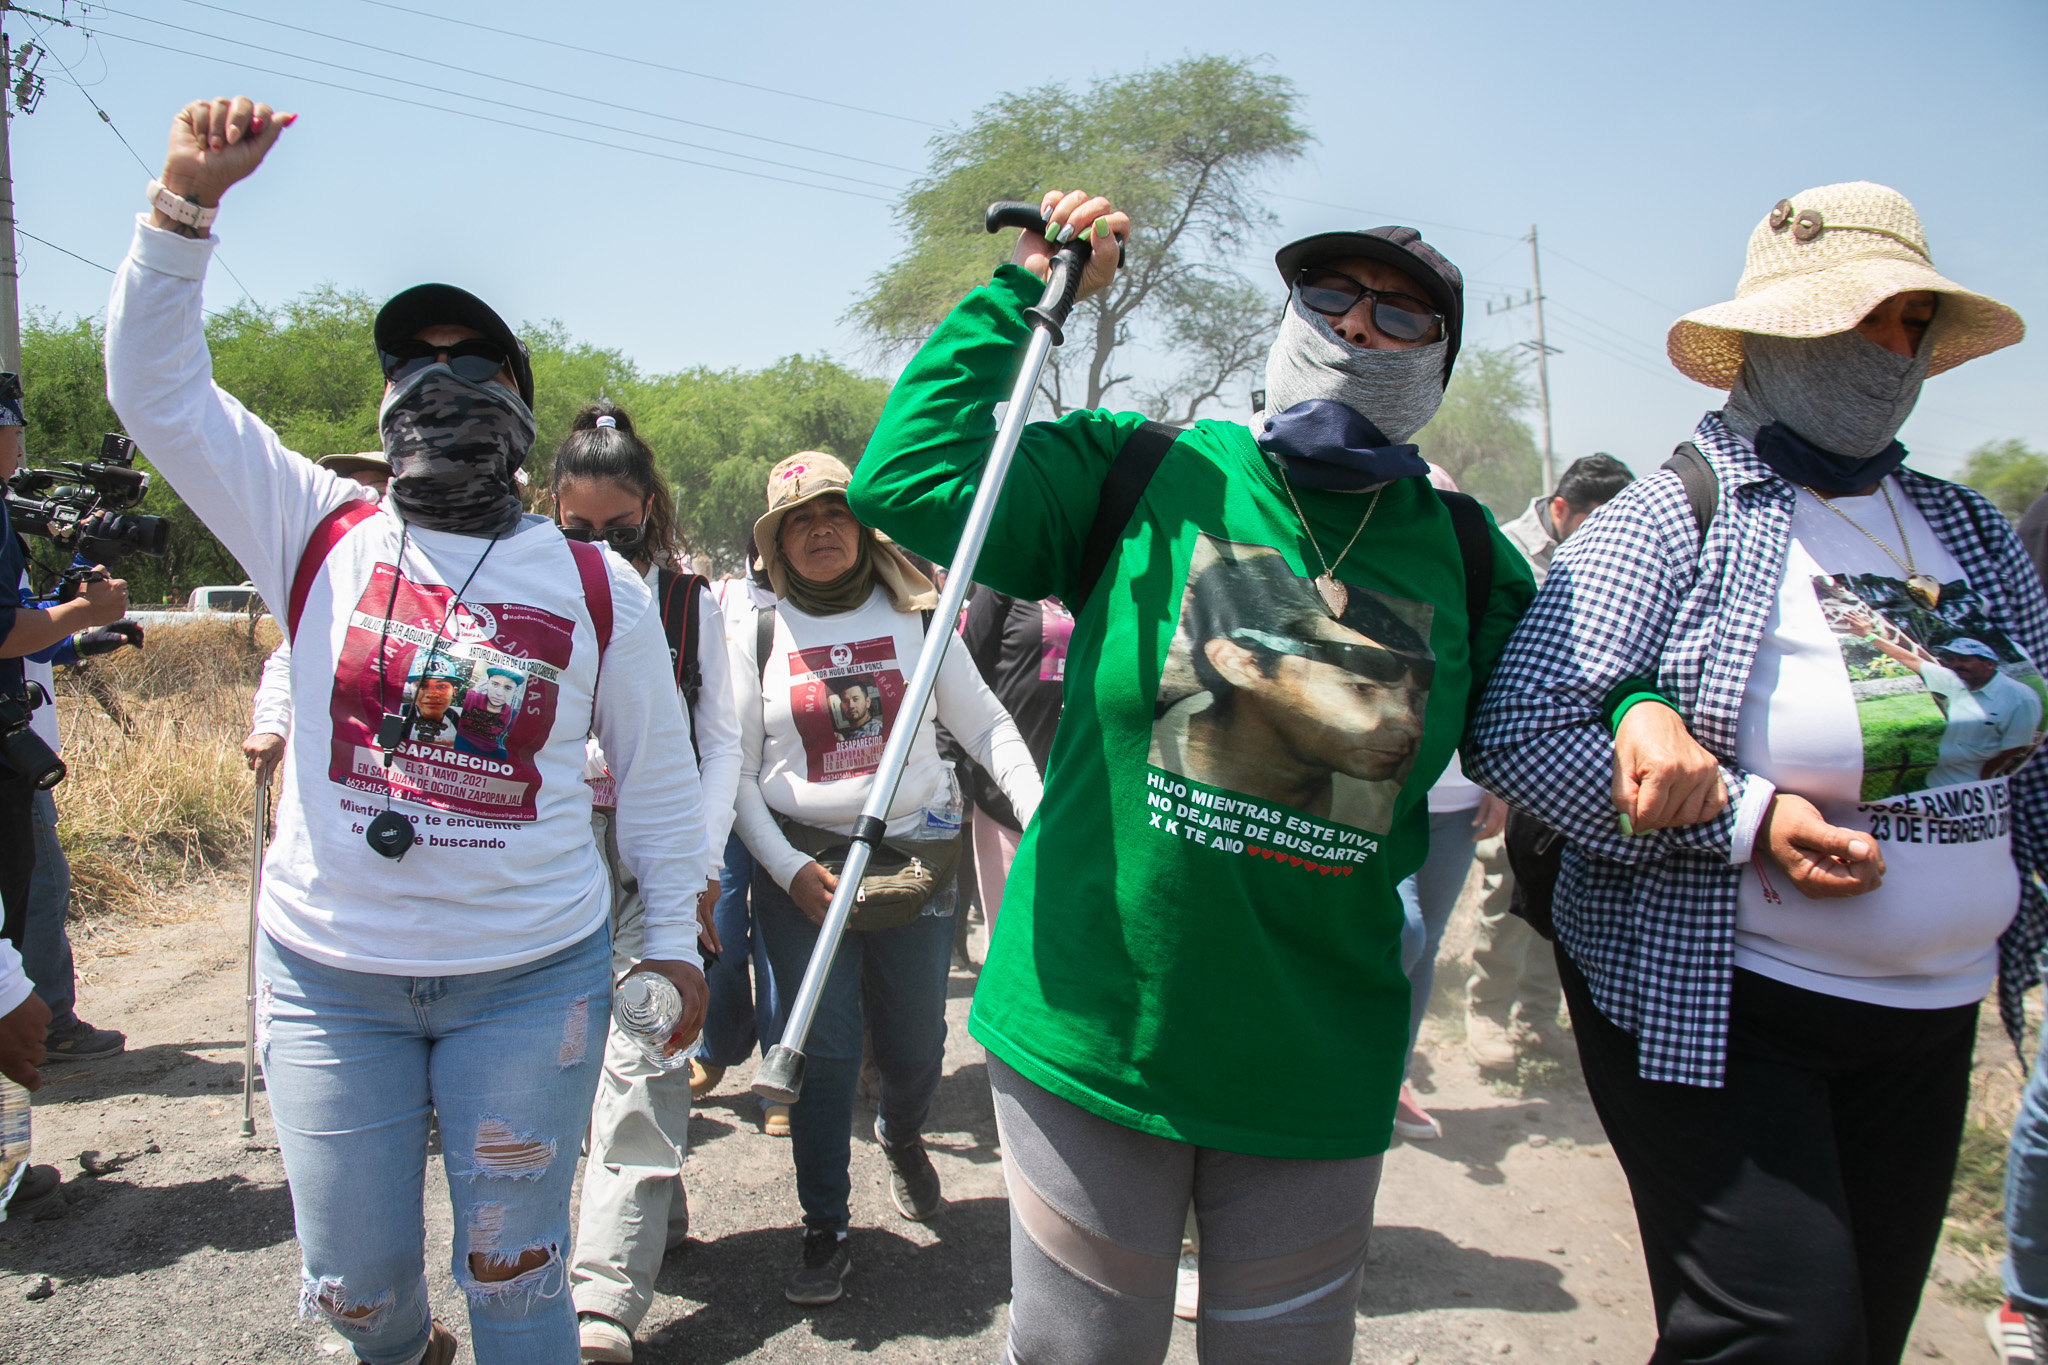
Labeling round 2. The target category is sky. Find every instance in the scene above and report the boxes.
[3,0,2043,480]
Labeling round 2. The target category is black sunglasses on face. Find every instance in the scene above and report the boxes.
[560,523,646,555]
[1230,627,1434,687]
[1294,269,1443,343]
[378,338,513,388]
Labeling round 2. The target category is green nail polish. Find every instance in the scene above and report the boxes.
[1618,812,1636,837]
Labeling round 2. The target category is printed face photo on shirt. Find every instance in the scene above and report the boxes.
[403,654,473,747]
[827,674,885,740]
[1812,571,2047,798]
[452,666,527,759]
[1149,534,1433,832]
[786,635,907,782]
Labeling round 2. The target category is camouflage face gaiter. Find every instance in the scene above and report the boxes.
[379,364,535,537]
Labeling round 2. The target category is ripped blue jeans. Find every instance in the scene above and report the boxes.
[257,927,610,1365]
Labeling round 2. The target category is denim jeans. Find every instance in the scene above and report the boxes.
[701,830,777,1069]
[1397,805,1483,1066]
[257,927,610,1365]
[25,790,77,1024]
[753,864,957,1232]
[2007,957,2048,1314]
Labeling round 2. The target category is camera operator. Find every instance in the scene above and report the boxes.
[0,383,129,1095]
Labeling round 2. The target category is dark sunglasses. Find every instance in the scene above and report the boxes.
[1294,269,1443,343]
[1230,627,1433,687]
[378,338,513,388]
[560,523,647,556]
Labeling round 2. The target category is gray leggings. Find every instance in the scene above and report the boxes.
[990,1056,1382,1365]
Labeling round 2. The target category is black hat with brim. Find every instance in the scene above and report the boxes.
[374,282,534,410]
[1274,227,1464,382]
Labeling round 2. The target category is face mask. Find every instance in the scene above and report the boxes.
[379,363,535,538]
[1263,291,1448,444]
[1722,326,1931,463]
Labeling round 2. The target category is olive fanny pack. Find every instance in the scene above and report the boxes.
[773,812,962,931]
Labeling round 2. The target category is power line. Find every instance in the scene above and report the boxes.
[1542,244,1688,317]
[15,226,112,274]
[343,0,945,131]
[87,7,906,193]
[83,27,896,204]
[1269,191,1519,241]
[149,0,921,177]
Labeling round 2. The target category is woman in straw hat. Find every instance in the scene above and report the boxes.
[1470,180,2039,1362]
[729,452,1041,1307]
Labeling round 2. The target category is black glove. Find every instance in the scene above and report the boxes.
[73,620,144,658]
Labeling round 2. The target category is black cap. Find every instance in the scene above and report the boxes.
[1274,227,1464,382]
[373,283,534,409]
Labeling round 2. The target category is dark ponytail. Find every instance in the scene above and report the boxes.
[548,401,681,570]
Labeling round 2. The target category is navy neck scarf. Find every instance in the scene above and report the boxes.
[1255,399,1429,491]
[1751,420,1911,497]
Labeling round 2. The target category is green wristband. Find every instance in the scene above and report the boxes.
[1608,691,1672,736]
[1602,677,1676,735]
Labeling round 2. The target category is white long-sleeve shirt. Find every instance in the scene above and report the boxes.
[106,216,709,971]
[0,941,28,1018]
[731,586,1041,890]
[249,639,292,740]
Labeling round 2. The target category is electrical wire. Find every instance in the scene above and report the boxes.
[87,7,906,192]
[341,0,945,131]
[1269,190,1519,241]
[141,0,921,178]
[1542,244,1688,316]
[82,26,895,204]
[15,225,113,274]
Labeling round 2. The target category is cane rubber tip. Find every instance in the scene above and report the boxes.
[752,1045,806,1104]
[239,1121,255,1137]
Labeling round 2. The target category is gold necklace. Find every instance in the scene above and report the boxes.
[1799,481,1940,609]
[1277,478,1383,618]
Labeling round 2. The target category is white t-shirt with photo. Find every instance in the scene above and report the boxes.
[1733,477,2034,1008]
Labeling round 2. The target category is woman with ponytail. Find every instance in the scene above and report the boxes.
[551,403,742,1362]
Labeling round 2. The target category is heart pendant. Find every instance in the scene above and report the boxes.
[1314,574,1348,617]
[1906,573,1941,610]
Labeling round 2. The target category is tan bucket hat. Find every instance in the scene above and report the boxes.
[753,451,936,611]
[318,450,391,479]
[1666,181,2024,390]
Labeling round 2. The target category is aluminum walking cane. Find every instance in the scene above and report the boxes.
[241,768,270,1138]
[753,201,1117,1104]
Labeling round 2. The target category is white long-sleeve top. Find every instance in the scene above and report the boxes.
[106,216,709,972]
[584,562,742,871]
[731,586,1041,890]
[249,639,292,739]
[0,940,29,1018]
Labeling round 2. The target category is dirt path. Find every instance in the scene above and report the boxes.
[0,891,1998,1363]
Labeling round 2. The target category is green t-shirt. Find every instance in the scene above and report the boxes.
[849,266,1534,1158]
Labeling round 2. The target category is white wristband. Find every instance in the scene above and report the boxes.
[146,179,217,232]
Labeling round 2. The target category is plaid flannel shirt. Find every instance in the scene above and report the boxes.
[1469,413,2048,1087]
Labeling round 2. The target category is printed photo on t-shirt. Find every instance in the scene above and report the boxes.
[1812,571,2046,799]
[330,564,574,821]
[1037,598,1074,682]
[786,634,907,782]
[1149,534,1433,841]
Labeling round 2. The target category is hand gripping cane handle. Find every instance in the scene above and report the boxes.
[984,200,1125,344]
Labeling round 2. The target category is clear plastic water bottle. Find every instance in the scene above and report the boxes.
[0,1077,30,1222]
[613,971,697,1071]
[913,762,965,840]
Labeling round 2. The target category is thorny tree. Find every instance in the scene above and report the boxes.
[849,56,1310,424]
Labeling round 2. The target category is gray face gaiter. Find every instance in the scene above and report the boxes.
[1721,326,1931,460]
[1263,292,1448,443]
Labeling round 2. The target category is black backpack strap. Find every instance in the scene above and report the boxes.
[1661,442,1719,551]
[1437,489,1494,654]
[658,570,710,760]
[1069,420,1182,616]
[756,603,776,685]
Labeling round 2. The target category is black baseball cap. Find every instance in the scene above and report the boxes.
[1274,227,1464,382]
[374,283,534,409]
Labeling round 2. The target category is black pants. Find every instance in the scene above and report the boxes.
[1559,948,1977,1365]
[0,774,33,947]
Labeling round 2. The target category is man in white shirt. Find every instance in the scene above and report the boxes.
[1919,639,2042,787]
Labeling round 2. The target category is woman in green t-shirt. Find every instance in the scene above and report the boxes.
[849,189,1533,1364]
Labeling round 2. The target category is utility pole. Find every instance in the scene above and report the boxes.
[1485,223,1563,493]
[0,3,19,372]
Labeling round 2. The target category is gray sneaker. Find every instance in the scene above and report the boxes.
[44,1016,125,1062]
[784,1228,851,1305]
[876,1121,944,1221]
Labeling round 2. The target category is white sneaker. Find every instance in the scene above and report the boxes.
[579,1312,634,1363]
[1174,1250,1199,1320]
[1393,1083,1443,1141]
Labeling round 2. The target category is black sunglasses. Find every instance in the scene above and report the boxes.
[1230,627,1433,687]
[560,523,646,555]
[378,338,513,388]
[1294,269,1443,343]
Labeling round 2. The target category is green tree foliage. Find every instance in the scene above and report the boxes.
[1412,346,1543,518]
[1959,438,2048,519]
[850,55,1309,422]
[16,291,886,600]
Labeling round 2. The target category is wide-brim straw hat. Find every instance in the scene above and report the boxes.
[753,451,935,612]
[1667,181,2024,390]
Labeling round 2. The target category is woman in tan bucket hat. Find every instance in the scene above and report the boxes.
[1471,181,2044,1363]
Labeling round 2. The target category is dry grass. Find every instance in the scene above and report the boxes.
[48,617,276,943]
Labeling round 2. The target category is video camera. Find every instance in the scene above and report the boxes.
[4,427,170,593]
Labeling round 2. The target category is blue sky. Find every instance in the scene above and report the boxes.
[5,0,2042,478]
